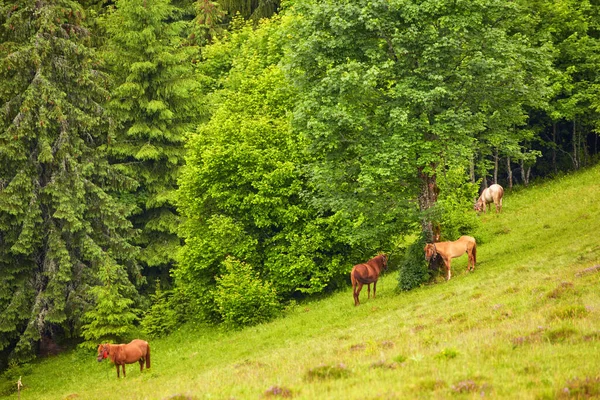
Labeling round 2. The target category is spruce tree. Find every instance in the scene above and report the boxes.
[103,0,202,285]
[0,0,139,362]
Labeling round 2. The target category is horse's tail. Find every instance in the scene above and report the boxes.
[146,343,151,369]
[350,269,357,293]
[472,242,477,265]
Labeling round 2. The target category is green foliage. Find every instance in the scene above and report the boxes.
[435,168,481,241]
[287,0,552,240]
[103,0,203,283]
[175,16,356,322]
[140,280,183,338]
[0,0,140,363]
[214,257,280,329]
[80,263,139,349]
[397,234,430,291]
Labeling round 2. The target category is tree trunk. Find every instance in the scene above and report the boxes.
[573,120,579,169]
[493,148,498,184]
[506,156,513,189]
[418,166,439,242]
[552,122,557,175]
[469,157,475,184]
[520,158,528,186]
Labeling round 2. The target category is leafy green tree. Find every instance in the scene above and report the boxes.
[175,17,354,322]
[286,0,552,246]
[0,0,139,362]
[103,0,202,285]
[521,0,600,173]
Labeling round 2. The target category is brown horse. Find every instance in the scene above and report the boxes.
[97,339,151,378]
[424,236,476,281]
[350,254,388,306]
[475,184,504,213]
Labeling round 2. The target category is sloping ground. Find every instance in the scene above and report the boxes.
[4,166,600,399]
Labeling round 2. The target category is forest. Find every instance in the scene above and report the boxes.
[0,0,599,371]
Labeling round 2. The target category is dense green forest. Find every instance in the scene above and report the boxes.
[0,0,598,370]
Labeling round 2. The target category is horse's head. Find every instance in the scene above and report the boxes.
[424,243,436,262]
[97,344,110,362]
[381,254,389,270]
[474,199,483,212]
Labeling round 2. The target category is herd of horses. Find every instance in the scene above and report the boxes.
[351,183,504,306]
[98,185,504,377]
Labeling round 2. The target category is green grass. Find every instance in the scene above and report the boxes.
[3,166,600,399]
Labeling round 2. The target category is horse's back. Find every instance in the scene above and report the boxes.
[486,184,503,201]
[124,340,148,362]
[351,263,378,284]
[458,235,475,243]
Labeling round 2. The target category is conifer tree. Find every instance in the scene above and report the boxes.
[0,0,139,362]
[103,0,202,285]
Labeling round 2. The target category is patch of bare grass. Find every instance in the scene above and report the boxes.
[557,376,600,399]
[546,282,575,299]
[263,385,293,398]
[370,360,399,370]
[418,379,447,391]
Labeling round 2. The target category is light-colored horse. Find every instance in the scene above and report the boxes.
[475,183,504,213]
[424,236,476,280]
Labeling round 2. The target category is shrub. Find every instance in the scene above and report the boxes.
[214,257,281,329]
[141,280,187,338]
[397,234,430,291]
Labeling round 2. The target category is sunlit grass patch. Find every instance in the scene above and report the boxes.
[435,348,459,360]
[548,304,590,320]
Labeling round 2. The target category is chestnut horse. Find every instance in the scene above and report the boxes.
[97,339,151,378]
[475,184,504,213]
[424,236,476,281]
[350,254,388,306]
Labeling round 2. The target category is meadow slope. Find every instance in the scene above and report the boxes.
[3,166,600,400]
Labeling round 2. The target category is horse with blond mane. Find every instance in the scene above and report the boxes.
[350,254,388,306]
[97,339,151,378]
[424,236,476,281]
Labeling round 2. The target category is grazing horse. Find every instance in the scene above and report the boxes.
[97,339,151,378]
[475,184,504,213]
[424,236,476,281]
[350,254,388,306]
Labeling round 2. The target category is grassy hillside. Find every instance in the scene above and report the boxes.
[3,166,600,400]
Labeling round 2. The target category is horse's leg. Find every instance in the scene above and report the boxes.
[122,364,126,378]
[367,283,371,299]
[373,281,377,298]
[354,282,363,306]
[139,358,144,372]
[445,258,452,280]
[116,364,120,378]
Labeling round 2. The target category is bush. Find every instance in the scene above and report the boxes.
[397,234,430,291]
[214,257,281,329]
[140,280,186,338]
